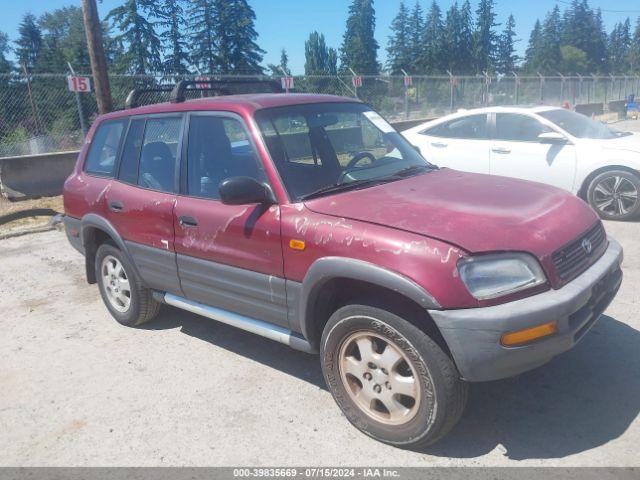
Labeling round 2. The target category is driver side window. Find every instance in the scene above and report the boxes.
[494,113,552,142]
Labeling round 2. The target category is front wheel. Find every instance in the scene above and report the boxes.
[320,302,467,449]
[587,170,640,221]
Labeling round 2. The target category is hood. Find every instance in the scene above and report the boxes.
[304,169,599,259]
[598,132,640,154]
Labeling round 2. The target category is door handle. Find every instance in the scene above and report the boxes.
[492,147,511,154]
[179,215,199,227]
[109,201,124,212]
[431,142,448,148]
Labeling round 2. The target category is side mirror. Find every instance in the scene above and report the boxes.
[219,177,275,205]
[537,132,568,144]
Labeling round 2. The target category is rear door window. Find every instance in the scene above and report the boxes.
[423,114,488,139]
[185,115,267,199]
[84,119,127,176]
[137,117,182,193]
[117,118,145,184]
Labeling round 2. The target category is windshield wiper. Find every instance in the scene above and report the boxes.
[299,178,389,200]
[299,165,435,201]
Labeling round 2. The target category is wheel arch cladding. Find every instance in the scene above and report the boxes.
[298,257,442,349]
[81,214,141,284]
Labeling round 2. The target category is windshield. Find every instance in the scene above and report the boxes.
[538,109,627,139]
[255,102,434,201]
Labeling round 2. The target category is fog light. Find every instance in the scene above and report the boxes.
[501,321,558,347]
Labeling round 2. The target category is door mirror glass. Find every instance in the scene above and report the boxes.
[219,176,274,205]
[537,132,568,144]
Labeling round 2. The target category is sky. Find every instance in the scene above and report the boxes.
[1,0,639,74]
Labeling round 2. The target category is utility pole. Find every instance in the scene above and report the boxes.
[81,0,112,114]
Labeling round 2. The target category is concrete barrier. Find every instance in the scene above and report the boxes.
[0,150,79,200]
[0,117,434,201]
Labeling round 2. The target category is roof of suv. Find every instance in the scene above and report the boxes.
[101,93,360,121]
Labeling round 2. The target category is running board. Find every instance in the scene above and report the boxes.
[163,293,316,354]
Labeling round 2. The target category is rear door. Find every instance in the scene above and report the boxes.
[106,114,185,295]
[416,113,491,174]
[489,113,577,191]
[173,112,287,327]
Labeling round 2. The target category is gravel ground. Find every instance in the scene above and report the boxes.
[0,221,639,467]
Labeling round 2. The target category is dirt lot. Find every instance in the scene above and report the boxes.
[0,196,64,237]
[0,221,639,467]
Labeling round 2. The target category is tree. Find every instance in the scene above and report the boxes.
[188,0,216,73]
[15,13,43,72]
[458,0,475,73]
[158,0,189,74]
[442,3,460,72]
[538,6,562,73]
[0,32,12,73]
[268,48,291,76]
[560,45,588,73]
[609,19,631,73]
[220,0,265,74]
[305,32,337,75]
[37,6,92,73]
[496,14,517,74]
[473,0,498,73]
[418,1,444,73]
[631,17,640,73]
[106,0,162,74]
[407,1,424,67]
[386,1,411,74]
[524,20,543,72]
[339,0,379,74]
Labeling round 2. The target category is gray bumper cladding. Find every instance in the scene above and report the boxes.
[429,238,623,382]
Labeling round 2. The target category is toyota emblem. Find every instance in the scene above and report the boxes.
[581,238,593,255]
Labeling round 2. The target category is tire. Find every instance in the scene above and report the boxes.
[95,241,160,326]
[320,301,467,449]
[586,169,640,221]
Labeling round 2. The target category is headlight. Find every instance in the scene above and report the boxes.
[458,253,547,300]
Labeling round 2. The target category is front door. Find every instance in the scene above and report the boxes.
[489,113,577,191]
[173,112,287,327]
[106,115,184,295]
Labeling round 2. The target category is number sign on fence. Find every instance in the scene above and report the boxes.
[66,76,91,93]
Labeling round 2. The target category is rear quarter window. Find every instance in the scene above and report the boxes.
[84,119,127,176]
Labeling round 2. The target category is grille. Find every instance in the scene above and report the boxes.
[552,222,607,281]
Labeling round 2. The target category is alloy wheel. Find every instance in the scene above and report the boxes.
[592,175,639,218]
[101,255,131,313]
[338,331,421,426]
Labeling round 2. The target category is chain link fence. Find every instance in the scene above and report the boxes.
[1,73,639,157]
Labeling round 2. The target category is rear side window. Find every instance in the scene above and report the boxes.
[118,119,145,184]
[137,117,182,193]
[423,114,488,139]
[84,119,127,176]
[186,115,266,199]
[494,113,551,141]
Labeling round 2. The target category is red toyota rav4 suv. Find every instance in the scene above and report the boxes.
[63,84,623,448]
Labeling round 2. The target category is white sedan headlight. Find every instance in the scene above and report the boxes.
[458,253,547,300]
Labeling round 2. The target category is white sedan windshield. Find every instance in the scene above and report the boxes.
[538,109,627,140]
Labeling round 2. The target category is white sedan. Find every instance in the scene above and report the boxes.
[402,106,640,220]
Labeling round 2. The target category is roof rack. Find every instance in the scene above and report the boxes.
[169,78,283,103]
[125,85,174,109]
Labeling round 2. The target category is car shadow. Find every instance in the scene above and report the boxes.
[143,309,639,460]
[143,305,326,389]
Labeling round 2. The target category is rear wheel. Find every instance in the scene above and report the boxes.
[587,170,640,221]
[320,302,467,449]
[95,241,160,326]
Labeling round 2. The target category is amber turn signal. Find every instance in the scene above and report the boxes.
[289,239,306,251]
[500,321,558,347]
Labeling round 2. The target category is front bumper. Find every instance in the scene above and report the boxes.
[429,237,623,382]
